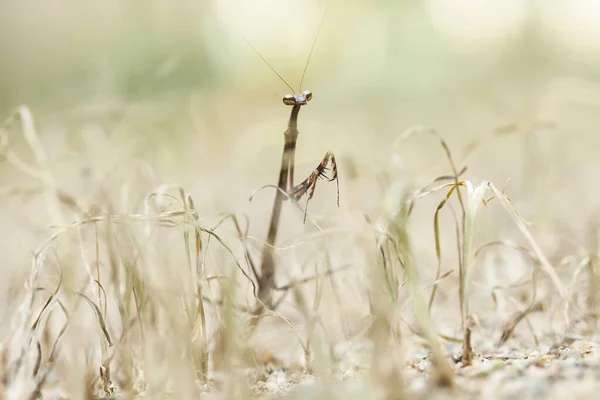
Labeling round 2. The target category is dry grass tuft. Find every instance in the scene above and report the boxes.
[2,57,600,400]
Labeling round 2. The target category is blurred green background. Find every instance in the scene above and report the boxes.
[2,0,600,259]
[3,0,600,110]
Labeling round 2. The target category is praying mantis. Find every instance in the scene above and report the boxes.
[248,8,340,312]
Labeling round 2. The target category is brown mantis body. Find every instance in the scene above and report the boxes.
[250,10,340,312]
[278,90,340,218]
[256,89,340,311]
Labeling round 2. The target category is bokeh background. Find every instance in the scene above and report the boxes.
[3,0,600,291]
[2,0,600,396]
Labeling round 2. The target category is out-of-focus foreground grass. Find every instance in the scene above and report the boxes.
[2,1,600,399]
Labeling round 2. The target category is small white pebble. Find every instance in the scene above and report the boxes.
[409,377,426,393]
[300,376,316,386]
[343,370,355,380]
[265,381,278,392]
[276,372,288,386]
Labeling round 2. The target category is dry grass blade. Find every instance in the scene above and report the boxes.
[498,302,544,346]
[486,182,569,317]
[180,189,209,384]
[74,292,113,347]
[459,180,490,365]
[587,254,600,315]
[376,189,454,388]
[207,212,258,282]
[194,222,258,296]
[429,183,463,311]
[398,126,490,367]
[47,316,69,363]
[274,264,352,291]
[0,106,64,225]
[31,265,63,331]
[249,184,324,230]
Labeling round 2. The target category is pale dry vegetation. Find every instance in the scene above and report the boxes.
[2,2,600,400]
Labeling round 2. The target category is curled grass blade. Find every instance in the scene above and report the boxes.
[74,292,113,347]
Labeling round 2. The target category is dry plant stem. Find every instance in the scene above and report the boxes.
[588,254,599,318]
[181,190,208,384]
[431,134,473,366]
[396,128,468,323]
[463,315,475,366]
[404,248,454,387]
[586,220,600,319]
[290,262,324,373]
[376,202,454,388]
[0,106,64,226]
[402,127,472,365]
[498,302,544,346]
[487,183,568,314]
[370,248,406,398]
[429,184,461,312]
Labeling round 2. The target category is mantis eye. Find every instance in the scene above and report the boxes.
[302,90,313,102]
[283,94,296,105]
